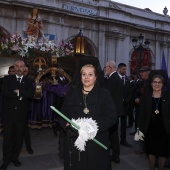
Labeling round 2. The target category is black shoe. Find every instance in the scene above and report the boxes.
[120,140,133,147]
[130,131,136,135]
[12,160,21,167]
[0,163,8,170]
[27,148,34,154]
[110,156,120,164]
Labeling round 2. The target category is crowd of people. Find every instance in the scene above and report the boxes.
[58,60,170,170]
[0,59,170,170]
[0,5,169,170]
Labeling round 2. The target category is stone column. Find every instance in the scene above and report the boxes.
[98,23,105,68]
[105,32,115,62]
[168,45,170,75]
[155,40,160,69]
[113,32,125,66]
[160,41,168,70]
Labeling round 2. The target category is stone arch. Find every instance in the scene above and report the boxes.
[65,35,97,57]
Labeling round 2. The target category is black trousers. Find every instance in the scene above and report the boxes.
[23,125,32,150]
[134,105,140,130]
[120,115,127,142]
[110,118,120,158]
[120,103,129,141]
[3,118,26,164]
[127,100,135,126]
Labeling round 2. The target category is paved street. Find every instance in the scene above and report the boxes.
[0,126,170,170]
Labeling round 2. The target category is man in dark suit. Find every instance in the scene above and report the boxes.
[117,63,132,147]
[0,60,34,170]
[104,61,124,164]
[134,67,150,132]
[0,66,15,91]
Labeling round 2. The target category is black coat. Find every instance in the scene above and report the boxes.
[135,79,150,100]
[130,80,136,100]
[106,72,124,116]
[0,77,3,92]
[123,77,132,103]
[60,85,117,170]
[122,77,132,115]
[138,91,170,135]
[2,75,34,122]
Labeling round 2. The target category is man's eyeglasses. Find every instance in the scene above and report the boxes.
[104,66,111,69]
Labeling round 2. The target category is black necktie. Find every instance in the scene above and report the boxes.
[17,78,21,83]
[122,77,125,85]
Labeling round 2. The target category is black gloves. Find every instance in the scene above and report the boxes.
[65,125,78,138]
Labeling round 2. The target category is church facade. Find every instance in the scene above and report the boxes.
[0,0,170,75]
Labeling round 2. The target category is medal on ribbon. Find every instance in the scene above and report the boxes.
[83,93,90,114]
[155,109,159,114]
[153,96,161,115]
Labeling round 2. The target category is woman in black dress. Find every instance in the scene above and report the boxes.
[138,75,170,170]
[59,64,117,170]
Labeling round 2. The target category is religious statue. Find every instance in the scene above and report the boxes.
[34,83,42,99]
[51,55,58,67]
[26,8,43,40]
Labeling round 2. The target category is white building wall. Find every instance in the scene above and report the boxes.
[0,0,170,75]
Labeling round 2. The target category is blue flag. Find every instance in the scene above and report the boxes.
[161,51,168,75]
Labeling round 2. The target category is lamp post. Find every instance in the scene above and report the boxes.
[130,34,151,74]
[75,29,85,56]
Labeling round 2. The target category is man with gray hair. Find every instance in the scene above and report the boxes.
[104,61,124,164]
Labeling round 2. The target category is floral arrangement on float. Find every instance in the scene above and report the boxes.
[0,33,74,57]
